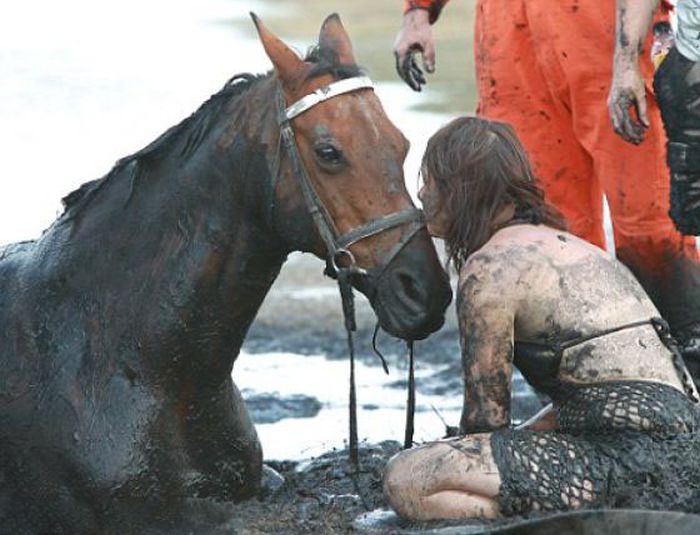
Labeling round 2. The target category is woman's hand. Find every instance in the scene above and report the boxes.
[393,9,435,91]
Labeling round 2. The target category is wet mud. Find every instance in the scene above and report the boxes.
[244,392,322,424]
[225,441,514,535]
[226,442,397,534]
[232,253,548,532]
[224,437,700,534]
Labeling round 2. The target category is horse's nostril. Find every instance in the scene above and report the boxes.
[397,272,422,303]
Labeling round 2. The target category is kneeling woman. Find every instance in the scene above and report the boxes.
[384,117,700,520]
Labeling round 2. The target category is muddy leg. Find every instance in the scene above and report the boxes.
[383,434,501,521]
[181,377,263,501]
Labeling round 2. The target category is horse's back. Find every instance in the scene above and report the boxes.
[0,239,38,366]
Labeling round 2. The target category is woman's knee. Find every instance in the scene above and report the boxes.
[383,442,502,520]
[383,450,418,516]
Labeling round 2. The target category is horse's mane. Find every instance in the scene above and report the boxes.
[59,45,363,222]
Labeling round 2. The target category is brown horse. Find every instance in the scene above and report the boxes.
[0,13,451,533]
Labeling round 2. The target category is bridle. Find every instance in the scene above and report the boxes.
[271,75,425,280]
[269,75,421,473]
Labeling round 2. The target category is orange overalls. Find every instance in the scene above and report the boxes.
[405,0,700,335]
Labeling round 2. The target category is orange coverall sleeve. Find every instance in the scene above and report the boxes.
[403,0,450,24]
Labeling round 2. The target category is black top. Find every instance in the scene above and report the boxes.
[513,318,665,399]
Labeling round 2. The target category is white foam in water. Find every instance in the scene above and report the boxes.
[235,351,462,461]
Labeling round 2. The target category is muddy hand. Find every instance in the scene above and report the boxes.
[396,48,428,91]
[393,9,435,92]
[608,64,649,144]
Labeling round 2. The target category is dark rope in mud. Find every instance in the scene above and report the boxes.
[337,269,359,467]
[337,269,373,512]
[371,323,390,374]
[348,329,359,467]
[404,341,416,449]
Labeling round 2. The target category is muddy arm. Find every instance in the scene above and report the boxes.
[614,0,659,57]
[457,258,514,435]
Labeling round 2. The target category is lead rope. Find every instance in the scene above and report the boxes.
[336,267,373,511]
[337,268,359,466]
[372,325,416,449]
[371,323,390,374]
[404,341,416,449]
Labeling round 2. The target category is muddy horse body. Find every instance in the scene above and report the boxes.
[0,16,451,532]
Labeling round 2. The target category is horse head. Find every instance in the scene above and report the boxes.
[252,14,452,340]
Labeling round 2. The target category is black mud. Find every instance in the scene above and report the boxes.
[243,392,323,424]
[225,441,513,534]
[225,439,700,534]
[233,254,550,533]
[226,442,397,534]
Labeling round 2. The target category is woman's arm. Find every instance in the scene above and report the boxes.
[457,256,515,435]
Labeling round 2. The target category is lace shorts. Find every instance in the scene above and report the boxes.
[491,381,700,516]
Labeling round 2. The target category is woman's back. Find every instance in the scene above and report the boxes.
[467,224,685,392]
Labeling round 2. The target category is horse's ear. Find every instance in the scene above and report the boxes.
[250,12,305,88]
[319,13,356,65]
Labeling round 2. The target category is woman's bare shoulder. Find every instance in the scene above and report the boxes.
[459,226,554,276]
[457,225,608,302]
[457,235,537,303]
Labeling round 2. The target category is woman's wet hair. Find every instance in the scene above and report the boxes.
[422,116,566,270]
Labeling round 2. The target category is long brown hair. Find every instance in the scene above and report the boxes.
[422,116,565,271]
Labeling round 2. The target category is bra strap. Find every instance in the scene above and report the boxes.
[555,317,699,403]
[650,317,700,404]
[557,319,656,352]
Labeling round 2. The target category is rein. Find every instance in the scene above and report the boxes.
[271,76,421,469]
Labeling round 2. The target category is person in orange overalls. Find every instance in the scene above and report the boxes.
[394,0,700,373]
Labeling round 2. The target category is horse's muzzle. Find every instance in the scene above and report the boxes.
[368,230,452,340]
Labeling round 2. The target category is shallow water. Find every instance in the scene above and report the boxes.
[236,349,540,461]
[236,350,462,461]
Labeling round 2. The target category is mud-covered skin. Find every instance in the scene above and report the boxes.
[384,434,501,520]
[382,223,695,521]
[0,16,451,532]
[457,224,686,434]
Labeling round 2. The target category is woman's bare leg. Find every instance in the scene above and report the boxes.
[383,433,501,521]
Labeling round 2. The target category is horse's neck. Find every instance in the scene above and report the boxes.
[45,79,288,375]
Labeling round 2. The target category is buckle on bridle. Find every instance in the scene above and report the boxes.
[331,248,368,277]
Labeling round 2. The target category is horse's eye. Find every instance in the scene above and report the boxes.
[314,144,344,165]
